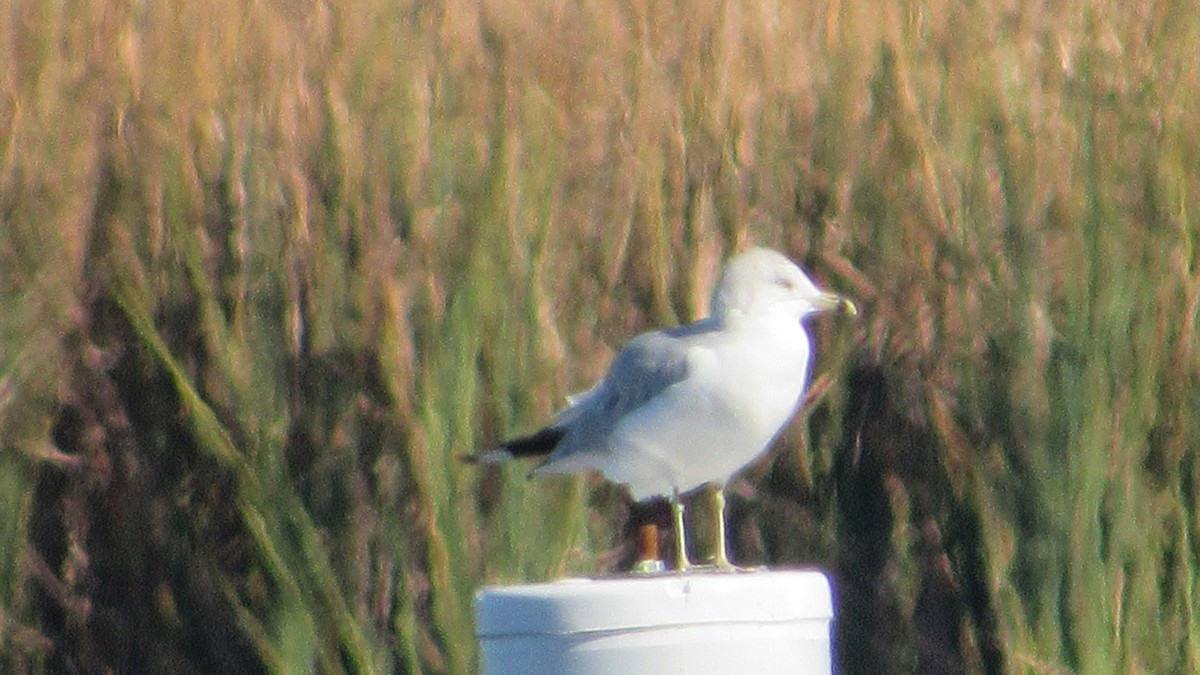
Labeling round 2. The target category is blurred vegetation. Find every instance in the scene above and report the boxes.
[1,0,1198,672]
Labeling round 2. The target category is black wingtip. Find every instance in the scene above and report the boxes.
[461,427,566,467]
[499,426,567,459]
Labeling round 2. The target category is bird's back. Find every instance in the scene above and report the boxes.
[536,313,812,500]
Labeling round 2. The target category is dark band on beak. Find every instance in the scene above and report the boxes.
[814,292,858,316]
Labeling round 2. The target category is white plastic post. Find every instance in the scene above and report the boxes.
[475,570,834,675]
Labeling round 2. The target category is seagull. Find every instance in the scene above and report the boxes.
[470,248,856,570]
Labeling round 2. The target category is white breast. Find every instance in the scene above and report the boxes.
[603,315,812,500]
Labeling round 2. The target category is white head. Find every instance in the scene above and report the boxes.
[709,248,857,322]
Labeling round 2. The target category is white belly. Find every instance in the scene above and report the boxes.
[603,325,811,501]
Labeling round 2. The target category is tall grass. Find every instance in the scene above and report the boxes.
[1,0,1198,672]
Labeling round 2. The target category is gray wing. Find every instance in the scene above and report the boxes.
[535,324,708,472]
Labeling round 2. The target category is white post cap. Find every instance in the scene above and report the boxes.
[476,569,834,674]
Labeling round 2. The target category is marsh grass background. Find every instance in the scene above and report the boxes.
[2,0,1199,672]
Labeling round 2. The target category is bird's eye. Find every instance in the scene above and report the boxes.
[774,275,796,291]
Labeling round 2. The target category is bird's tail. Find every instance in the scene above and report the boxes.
[461,426,566,464]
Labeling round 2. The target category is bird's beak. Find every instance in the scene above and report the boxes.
[813,292,859,316]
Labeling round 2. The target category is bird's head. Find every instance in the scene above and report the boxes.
[710,248,857,322]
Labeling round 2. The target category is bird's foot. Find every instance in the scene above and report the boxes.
[702,551,741,572]
[686,560,763,573]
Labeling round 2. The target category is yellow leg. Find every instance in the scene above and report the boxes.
[708,485,736,570]
[670,491,692,571]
